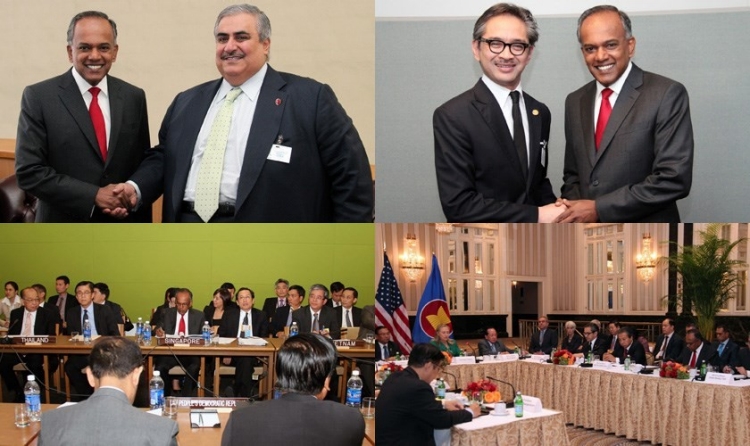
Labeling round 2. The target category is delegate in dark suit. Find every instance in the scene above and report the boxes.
[47,293,78,324]
[529,329,558,355]
[709,339,740,370]
[653,333,685,362]
[218,306,269,398]
[292,305,341,340]
[130,65,372,222]
[154,308,207,396]
[335,305,362,328]
[375,341,401,362]
[15,70,151,222]
[477,339,512,356]
[38,387,178,446]
[612,340,647,365]
[434,80,556,222]
[221,392,363,446]
[581,336,608,358]
[270,305,300,336]
[561,64,693,223]
[377,367,473,446]
[677,342,715,368]
[261,297,283,323]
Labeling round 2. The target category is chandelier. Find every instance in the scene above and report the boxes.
[400,234,425,282]
[636,233,657,282]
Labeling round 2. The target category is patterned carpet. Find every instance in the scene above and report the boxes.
[567,426,659,446]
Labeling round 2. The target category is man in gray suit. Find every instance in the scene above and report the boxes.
[15,11,151,222]
[557,5,693,223]
[39,337,178,446]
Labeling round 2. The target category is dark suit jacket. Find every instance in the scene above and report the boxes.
[47,293,78,320]
[677,342,715,368]
[709,339,740,369]
[561,333,584,353]
[477,339,512,356]
[157,308,206,336]
[653,333,685,362]
[581,336,608,358]
[375,341,401,361]
[104,300,134,333]
[529,329,558,354]
[561,64,693,222]
[377,367,473,446]
[270,305,301,336]
[15,70,152,222]
[218,307,268,338]
[433,80,556,222]
[261,297,283,323]
[292,305,341,340]
[221,392,364,446]
[130,65,373,222]
[335,305,362,327]
[738,347,750,370]
[613,340,647,365]
[64,303,120,336]
[9,307,56,336]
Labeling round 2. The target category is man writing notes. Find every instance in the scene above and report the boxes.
[123,4,373,222]
[434,3,562,222]
[15,11,151,222]
[557,5,693,223]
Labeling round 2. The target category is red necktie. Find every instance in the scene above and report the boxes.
[178,314,186,335]
[89,87,107,160]
[689,351,697,368]
[595,88,613,151]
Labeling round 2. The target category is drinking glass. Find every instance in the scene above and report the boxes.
[163,397,178,419]
[361,397,375,419]
[70,331,80,344]
[14,405,29,428]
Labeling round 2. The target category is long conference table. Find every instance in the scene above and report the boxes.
[441,359,750,445]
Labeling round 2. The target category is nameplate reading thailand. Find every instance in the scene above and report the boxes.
[157,337,205,346]
[12,336,57,345]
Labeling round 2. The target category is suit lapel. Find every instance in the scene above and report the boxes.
[235,66,288,212]
[58,72,102,162]
[107,77,124,168]
[523,92,542,188]
[596,65,643,163]
[579,84,597,168]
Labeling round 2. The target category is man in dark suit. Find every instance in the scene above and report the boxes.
[326,282,345,308]
[653,318,685,362]
[292,284,341,340]
[335,287,362,330]
[261,278,289,323]
[154,288,207,397]
[710,324,740,372]
[433,4,561,223]
[0,287,57,402]
[579,323,608,359]
[15,11,151,222]
[221,333,364,445]
[218,287,269,398]
[92,282,133,333]
[557,5,693,223]
[678,329,714,370]
[377,343,479,446]
[375,326,401,362]
[123,5,372,222]
[271,284,304,337]
[48,275,78,329]
[64,281,121,400]
[604,327,646,365]
[736,332,750,376]
[477,327,513,356]
[529,315,558,354]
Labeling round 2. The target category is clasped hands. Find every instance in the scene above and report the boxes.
[538,198,598,223]
[95,183,138,219]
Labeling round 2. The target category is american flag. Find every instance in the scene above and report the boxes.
[375,252,412,354]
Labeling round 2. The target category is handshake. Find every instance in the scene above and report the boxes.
[95,183,139,219]
[538,198,598,223]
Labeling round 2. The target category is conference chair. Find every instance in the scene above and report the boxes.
[0,174,37,222]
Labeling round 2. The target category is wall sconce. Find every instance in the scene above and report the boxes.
[400,233,425,282]
[511,280,518,289]
[636,233,657,282]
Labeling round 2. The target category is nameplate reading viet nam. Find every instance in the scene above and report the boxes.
[157,336,205,347]
[333,339,367,348]
[11,336,57,345]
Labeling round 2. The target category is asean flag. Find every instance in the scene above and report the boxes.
[412,254,452,344]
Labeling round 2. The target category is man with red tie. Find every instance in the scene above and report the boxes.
[155,289,207,397]
[678,329,714,369]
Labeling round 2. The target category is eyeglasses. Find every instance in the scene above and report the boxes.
[477,38,530,56]
[583,331,593,336]
[75,291,92,297]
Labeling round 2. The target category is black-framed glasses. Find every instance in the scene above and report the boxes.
[477,38,530,56]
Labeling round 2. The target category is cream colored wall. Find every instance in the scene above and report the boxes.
[0,0,375,163]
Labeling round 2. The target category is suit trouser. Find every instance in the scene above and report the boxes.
[0,353,44,399]
[65,355,93,401]
[230,356,261,398]
[155,356,200,396]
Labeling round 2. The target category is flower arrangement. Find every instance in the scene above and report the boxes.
[552,349,575,365]
[379,362,404,373]
[462,379,502,404]
[659,361,690,379]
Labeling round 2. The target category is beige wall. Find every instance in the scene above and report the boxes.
[0,0,375,163]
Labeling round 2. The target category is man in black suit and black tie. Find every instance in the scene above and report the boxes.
[375,326,400,362]
[653,318,685,362]
[604,327,646,365]
[529,315,558,354]
[678,329,714,370]
[578,323,608,359]
[433,3,562,223]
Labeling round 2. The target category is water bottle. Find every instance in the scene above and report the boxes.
[699,360,707,381]
[436,378,446,400]
[142,322,152,345]
[624,355,631,371]
[24,375,41,422]
[587,351,593,363]
[289,322,299,337]
[136,317,143,341]
[150,370,165,410]
[514,391,524,418]
[83,319,92,345]
[514,346,521,356]
[202,321,211,345]
[345,370,363,408]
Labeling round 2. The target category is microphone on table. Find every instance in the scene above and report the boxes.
[486,376,516,408]
[442,369,460,393]
[507,339,529,359]
[0,319,20,344]
[464,343,478,358]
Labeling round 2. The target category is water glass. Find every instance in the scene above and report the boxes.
[163,397,178,419]
[70,331,80,344]
[14,405,29,428]
[361,397,375,419]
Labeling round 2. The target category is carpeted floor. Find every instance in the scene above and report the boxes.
[567,425,659,446]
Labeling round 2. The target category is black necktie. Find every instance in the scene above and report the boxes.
[242,312,249,337]
[83,309,89,323]
[510,90,528,179]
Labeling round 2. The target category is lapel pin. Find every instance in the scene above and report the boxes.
[275,98,282,106]
[532,109,539,116]
[276,135,284,145]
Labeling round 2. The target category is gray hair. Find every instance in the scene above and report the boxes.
[473,3,539,46]
[309,283,329,300]
[214,4,272,41]
[67,11,118,45]
[577,5,632,43]
[565,321,577,330]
